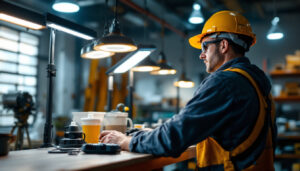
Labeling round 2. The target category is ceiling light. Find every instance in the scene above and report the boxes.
[94,0,137,53]
[106,45,156,74]
[150,65,176,75]
[189,3,204,24]
[267,17,284,40]
[189,10,204,24]
[46,13,96,40]
[150,52,176,75]
[174,73,195,88]
[52,0,80,13]
[94,18,137,53]
[131,58,160,72]
[81,41,115,59]
[0,1,45,30]
[193,3,200,10]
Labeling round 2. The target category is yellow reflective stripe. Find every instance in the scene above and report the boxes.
[224,68,267,156]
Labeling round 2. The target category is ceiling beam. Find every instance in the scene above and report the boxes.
[119,0,187,38]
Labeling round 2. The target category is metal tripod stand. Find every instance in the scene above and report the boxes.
[10,114,31,150]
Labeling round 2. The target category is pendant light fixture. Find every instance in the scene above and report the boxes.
[52,0,80,13]
[131,0,159,72]
[81,40,115,59]
[131,58,160,72]
[267,16,284,40]
[174,72,195,88]
[174,39,194,113]
[151,0,176,75]
[150,51,176,75]
[188,3,204,24]
[81,2,115,59]
[174,39,194,88]
[266,0,284,40]
[93,0,137,53]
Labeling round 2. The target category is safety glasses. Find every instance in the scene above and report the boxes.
[201,39,223,53]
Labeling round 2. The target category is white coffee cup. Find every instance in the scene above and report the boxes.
[103,112,133,134]
[72,111,105,127]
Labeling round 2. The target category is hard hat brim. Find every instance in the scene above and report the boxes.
[189,32,212,49]
[189,33,203,49]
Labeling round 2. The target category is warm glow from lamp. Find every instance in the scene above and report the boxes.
[95,44,137,53]
[131,66,160,72]
[0,13,45,30]
[81,50,114,59]
[131,57,160,72]
[174,80,195,88]
[151,69,176,75]
[81,40,115,59]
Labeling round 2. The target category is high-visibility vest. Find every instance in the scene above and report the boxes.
[196,68,276,171]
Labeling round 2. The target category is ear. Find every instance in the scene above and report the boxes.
[219,39,229,54]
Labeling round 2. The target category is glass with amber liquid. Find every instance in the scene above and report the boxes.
[81,114,101,143]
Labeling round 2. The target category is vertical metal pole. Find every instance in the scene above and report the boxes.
[176,86,180,114]
[107,74,114,111]
[42,29,56,147]
[128,70,134,119]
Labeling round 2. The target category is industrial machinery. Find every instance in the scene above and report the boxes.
[2,92,34,150]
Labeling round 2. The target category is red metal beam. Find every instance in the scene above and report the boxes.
[119,0,187,38]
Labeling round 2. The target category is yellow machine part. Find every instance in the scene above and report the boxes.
[84,59,129,113]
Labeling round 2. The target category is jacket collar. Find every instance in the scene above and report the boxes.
[216,56,250,72]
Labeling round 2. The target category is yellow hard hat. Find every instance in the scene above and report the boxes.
[189,10,256,49]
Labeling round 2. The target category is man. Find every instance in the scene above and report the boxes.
[100,11,276,170]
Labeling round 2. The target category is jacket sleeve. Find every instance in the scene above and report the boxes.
[129,74,236,157]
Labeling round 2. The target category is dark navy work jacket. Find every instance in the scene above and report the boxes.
[129,57,275,170]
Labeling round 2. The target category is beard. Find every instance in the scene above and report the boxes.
[206,46,224,73]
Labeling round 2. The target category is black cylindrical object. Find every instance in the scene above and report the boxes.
[59,122,85,148]
[0,134,11,156]
[42,28,56,147]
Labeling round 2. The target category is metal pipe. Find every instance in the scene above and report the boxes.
[119,0,187,38]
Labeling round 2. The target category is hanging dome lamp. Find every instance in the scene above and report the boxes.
[150,52,176,75]
[93,0,137,53]
[174,72,195,88]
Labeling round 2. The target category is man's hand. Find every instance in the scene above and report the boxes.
[99,130,132,151]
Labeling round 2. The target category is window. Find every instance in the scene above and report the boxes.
[0,26,39,126]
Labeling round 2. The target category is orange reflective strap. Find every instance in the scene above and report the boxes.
[196,67,274,170]
[197,137,232,168]
[223,68,267,156]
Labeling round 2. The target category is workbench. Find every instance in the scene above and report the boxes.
[0,146,196,171]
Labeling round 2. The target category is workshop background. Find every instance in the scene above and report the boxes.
[0,0,300,170]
